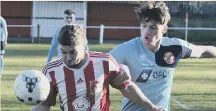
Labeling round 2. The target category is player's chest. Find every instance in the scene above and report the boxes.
[56,69,108,96]
[55,68,109,111]
[127,52,176,83]
[132,45,183,68]
[132,65,175,83]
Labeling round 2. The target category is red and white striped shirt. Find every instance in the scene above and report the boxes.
[42,51,129,111]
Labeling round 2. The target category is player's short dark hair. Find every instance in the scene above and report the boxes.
[135,1,171,25]
[58,25,84,46]
[64,9,75,15]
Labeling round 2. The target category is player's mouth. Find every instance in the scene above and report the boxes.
[66,61,79,68]
[69,61,77,65]
[65,60,76,65]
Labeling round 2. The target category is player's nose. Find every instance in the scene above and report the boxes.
[146,27,153,34]
[66,54,72,61]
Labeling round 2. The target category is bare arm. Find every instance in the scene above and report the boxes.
[4,22,8,43]
[2,17,8,46]
[31,104,51,111]
[190,45,216,58]
[120,81,163,111]
[4,24,8,45]
[111,65,164,111]
[47,29,59,63]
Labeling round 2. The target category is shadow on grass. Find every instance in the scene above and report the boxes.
[1,74,17,81]
[174,77,216,83]
[171,109,216,111]
[5,49,48,57]
[172,93,216,96]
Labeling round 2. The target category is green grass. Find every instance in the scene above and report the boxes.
[1,43,216,111]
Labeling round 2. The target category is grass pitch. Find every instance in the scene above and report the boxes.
[1,43,216,111]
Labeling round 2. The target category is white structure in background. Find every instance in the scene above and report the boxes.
[31,1,86,38]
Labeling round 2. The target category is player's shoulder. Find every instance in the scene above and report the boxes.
[89,51,119,66]
[0,16,6,25]
[111,37,138,52]
[120,37,138,47]
[55,27,62,34]
[89,51,116,63]
[89,51,110,58]
[161,37,187,46]
[0,16,5,21]
[42,58,63,75]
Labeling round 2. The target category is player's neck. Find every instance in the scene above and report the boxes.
[77,54,88,69]
[67,53,88,69]
[145,40,161,53]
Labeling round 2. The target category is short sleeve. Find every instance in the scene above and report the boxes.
[109,43,127,64]
[51,28,61,45]
[172,38,196,59]
[108,55,130,89]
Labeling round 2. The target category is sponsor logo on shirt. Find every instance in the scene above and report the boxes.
[153,70,172,79]
[136,68,172,82]
[136,69,153,83]
[163,52,175,64]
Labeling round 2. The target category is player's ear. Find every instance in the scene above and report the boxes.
[162,25,168,34]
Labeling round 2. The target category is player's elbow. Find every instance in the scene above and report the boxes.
[199,46,216,58]
[119,81,135,95]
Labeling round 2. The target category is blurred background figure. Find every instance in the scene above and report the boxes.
[47,9,89,63]
[0,16,8,77]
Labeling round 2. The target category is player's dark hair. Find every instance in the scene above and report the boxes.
[58,25,84,46]
[64,9,75,15]
[135,1,170,25]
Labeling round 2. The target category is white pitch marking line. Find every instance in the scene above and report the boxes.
[171,98,191,110]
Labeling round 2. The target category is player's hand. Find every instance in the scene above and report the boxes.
[150,105,165,111]
[112,64,131,87]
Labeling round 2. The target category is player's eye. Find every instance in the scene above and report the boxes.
[142,24,147,28]
[61,50,66,54]
[70,50,77,54]
[66,17,72,19]
[150,25,158,29]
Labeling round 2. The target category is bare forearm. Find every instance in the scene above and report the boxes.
[5,32,8,46]
[6,32,8,41]
[31,104,50,111]
[120,81,154,110]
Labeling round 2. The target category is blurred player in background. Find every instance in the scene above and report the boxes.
[32,24,165,111]
[0,16,8,77]
[47,9,88,63]
[110,1,216,111]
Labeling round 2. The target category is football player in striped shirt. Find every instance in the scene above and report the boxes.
[32,24,165,111]
[110,1,216,111]
[47,9,89,63]
[0,16,8,77]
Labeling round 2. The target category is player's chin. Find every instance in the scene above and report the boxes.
[65,62,76,67]
[70,62,77,66]
[67,22,73,25]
